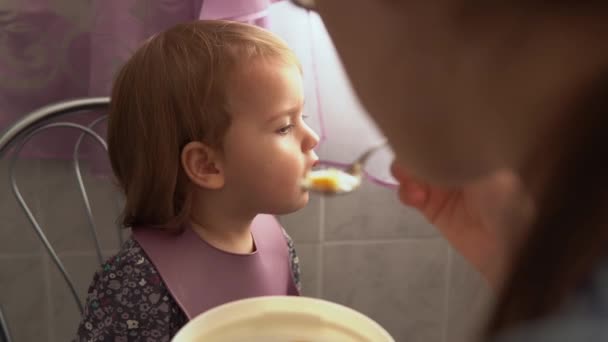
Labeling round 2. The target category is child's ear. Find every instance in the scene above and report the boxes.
[181,141,225,190]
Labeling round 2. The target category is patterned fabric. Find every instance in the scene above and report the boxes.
[283,228,301,292]
[75,232,301,341]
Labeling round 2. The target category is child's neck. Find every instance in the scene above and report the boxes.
[188,198,256,255]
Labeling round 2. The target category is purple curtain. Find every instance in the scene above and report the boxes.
[0,0,282,160]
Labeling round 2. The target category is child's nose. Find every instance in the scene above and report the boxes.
[303,126,320,152]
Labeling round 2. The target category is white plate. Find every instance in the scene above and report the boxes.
[172,296,395,342]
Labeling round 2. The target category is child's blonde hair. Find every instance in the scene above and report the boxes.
[107,20,300,230]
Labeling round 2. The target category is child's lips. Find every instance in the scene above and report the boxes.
[304,159,320,177]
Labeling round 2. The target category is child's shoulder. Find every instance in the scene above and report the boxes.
[95,237,163,286]
[77,238,187,340]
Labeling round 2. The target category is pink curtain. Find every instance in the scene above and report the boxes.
[0,0,283,161]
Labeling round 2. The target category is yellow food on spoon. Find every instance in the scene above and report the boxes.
[303,168,360,193]
[310,174,340,192]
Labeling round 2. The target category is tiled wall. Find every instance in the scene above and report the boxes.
[0,159,491,342]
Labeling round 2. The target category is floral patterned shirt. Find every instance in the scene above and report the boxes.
[74,231,301,342]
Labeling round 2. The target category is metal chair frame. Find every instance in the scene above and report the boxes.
[0,98,121,341]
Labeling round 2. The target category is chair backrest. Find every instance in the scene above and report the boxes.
[0,305,11,342]
[0,97,120,342]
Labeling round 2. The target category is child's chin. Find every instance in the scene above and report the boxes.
[271,193,310,215]
[297,191,310,207]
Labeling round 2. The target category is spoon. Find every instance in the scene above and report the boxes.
[302,140,388,195]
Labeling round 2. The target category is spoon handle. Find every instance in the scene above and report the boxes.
[347,140,388,174]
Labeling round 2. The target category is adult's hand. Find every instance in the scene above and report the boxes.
[391,162,534,288]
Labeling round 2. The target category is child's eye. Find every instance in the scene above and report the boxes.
[277,124,295,135]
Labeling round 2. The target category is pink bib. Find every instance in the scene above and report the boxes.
[133,214,299,319]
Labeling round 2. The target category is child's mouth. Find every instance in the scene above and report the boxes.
[301,168,361,194]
